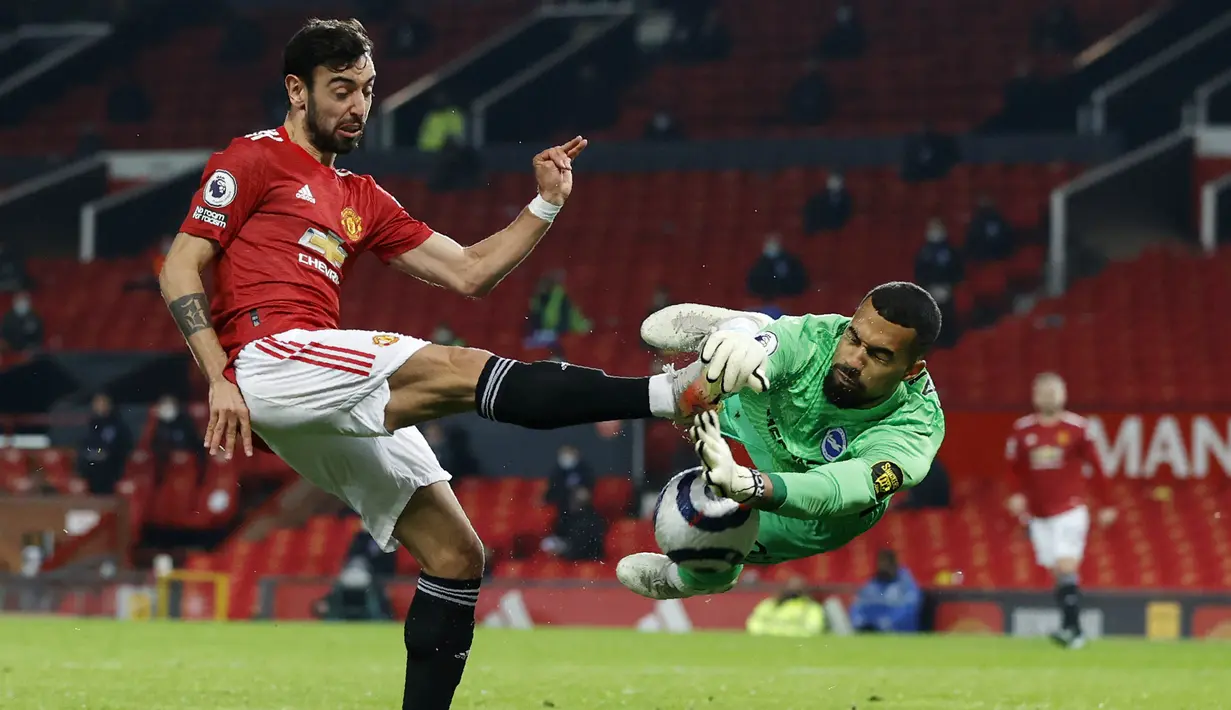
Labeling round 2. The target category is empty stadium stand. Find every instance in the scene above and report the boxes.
[0,1,533,155]
[599,0,1155,140]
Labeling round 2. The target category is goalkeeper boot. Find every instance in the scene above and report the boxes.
[642,304,773,353]
[616,553,736,600]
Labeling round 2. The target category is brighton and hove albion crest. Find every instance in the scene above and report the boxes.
[820,427,848,462]
[340,207,364,241]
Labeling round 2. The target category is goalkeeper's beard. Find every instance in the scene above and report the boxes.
[822,365,871,409]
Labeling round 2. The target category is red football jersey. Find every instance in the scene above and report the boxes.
[178,126,433,380]
[1005,412,1100,518]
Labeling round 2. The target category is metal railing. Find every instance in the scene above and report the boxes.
[1086,9,1231,134]
[377,11,544,149]
[1193,66,1231,125]
[1047,128,1193,295]
[469,9,632,147]
[0,23,111,101]
[1199,170,1231,253]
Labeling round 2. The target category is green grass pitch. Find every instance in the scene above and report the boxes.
[1,617,1228,709]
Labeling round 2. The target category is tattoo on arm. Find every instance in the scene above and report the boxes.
[170,293,212,337]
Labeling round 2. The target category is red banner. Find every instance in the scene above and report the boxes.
[941,412,1231,482]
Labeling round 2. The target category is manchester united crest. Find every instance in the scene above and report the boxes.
[372,334,400,347]
[340,207,364,241]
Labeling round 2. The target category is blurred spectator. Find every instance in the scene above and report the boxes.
[427,136,483,192]
[418,93,466,153]
[1032,1,1082,54]
[431,322,466,347]
[644,109,685,141]
[217,18,265,64]
[422,421,481,478]
[901,123,959,183]
[544,444,595,512]
[0,239,29,291]
[313,529,394,621]
[747,234,809,301]
[785,60,833,126]
[1,291,44,353]
[849,550,922,633]
[999,60,1046,129]
[817,2,866,60]
[77,392,133,496]
[670,5,732,64]
[526,271,592,347]
[542,487,607,561]
[570,64,619,133]
[965,195,1014,261]
[746,577,825,637]
[914,219,964,287]
[151,395,201,479]
[803,171,852,234]
[105,71,151,124]
[387,12,435,59]
[925,284,961,349]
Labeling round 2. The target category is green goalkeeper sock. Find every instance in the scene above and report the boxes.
[676,564,743,593]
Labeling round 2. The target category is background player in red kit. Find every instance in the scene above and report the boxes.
[158,18,714,709]
[1004,372,1117,649]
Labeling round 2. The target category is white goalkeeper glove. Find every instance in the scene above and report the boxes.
[690,410,764,504]
[699,327,769,395]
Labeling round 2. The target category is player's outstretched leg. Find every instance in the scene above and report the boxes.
[616,553,740,600]
[392,482,485,710]
[382,344,717,433]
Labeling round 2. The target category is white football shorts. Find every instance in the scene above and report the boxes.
[1028,505,1090,569]
[234,328,449,551]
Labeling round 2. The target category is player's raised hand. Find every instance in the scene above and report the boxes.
[533,136,587,206]
[206,379,253,460]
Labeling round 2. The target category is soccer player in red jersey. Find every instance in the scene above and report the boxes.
[1004,372,1116,649]
[159,19,714,708]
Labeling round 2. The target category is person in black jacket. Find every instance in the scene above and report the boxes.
[77,392,133,495]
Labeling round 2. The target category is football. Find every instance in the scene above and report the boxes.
[652,467,760,574]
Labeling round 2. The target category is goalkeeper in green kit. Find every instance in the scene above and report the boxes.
[618,282,946,599]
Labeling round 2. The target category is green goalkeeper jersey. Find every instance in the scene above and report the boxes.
[717,313,945,564]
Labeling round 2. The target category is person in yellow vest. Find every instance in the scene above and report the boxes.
[745,576,826,637]
[417,92,466,152]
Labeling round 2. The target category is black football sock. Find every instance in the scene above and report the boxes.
[403,573,481,710]
[1056,572,1082,635]
[475,356,653,429]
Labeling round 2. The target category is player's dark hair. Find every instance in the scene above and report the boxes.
[863,281,942,360]
[283,18,373,87]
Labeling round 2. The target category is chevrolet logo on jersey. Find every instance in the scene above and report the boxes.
[298,227,348,269]
[871,461,903,499]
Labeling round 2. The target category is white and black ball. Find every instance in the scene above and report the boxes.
[652,467,760,574]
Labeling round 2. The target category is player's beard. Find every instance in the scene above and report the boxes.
[305,94,364,155]
[822,364,871,409]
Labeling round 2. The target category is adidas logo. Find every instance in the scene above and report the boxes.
[295,185,316,204]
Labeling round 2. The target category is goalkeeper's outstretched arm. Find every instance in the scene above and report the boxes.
[693,411,937,519]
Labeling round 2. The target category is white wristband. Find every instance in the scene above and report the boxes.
[527,194,562,222]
